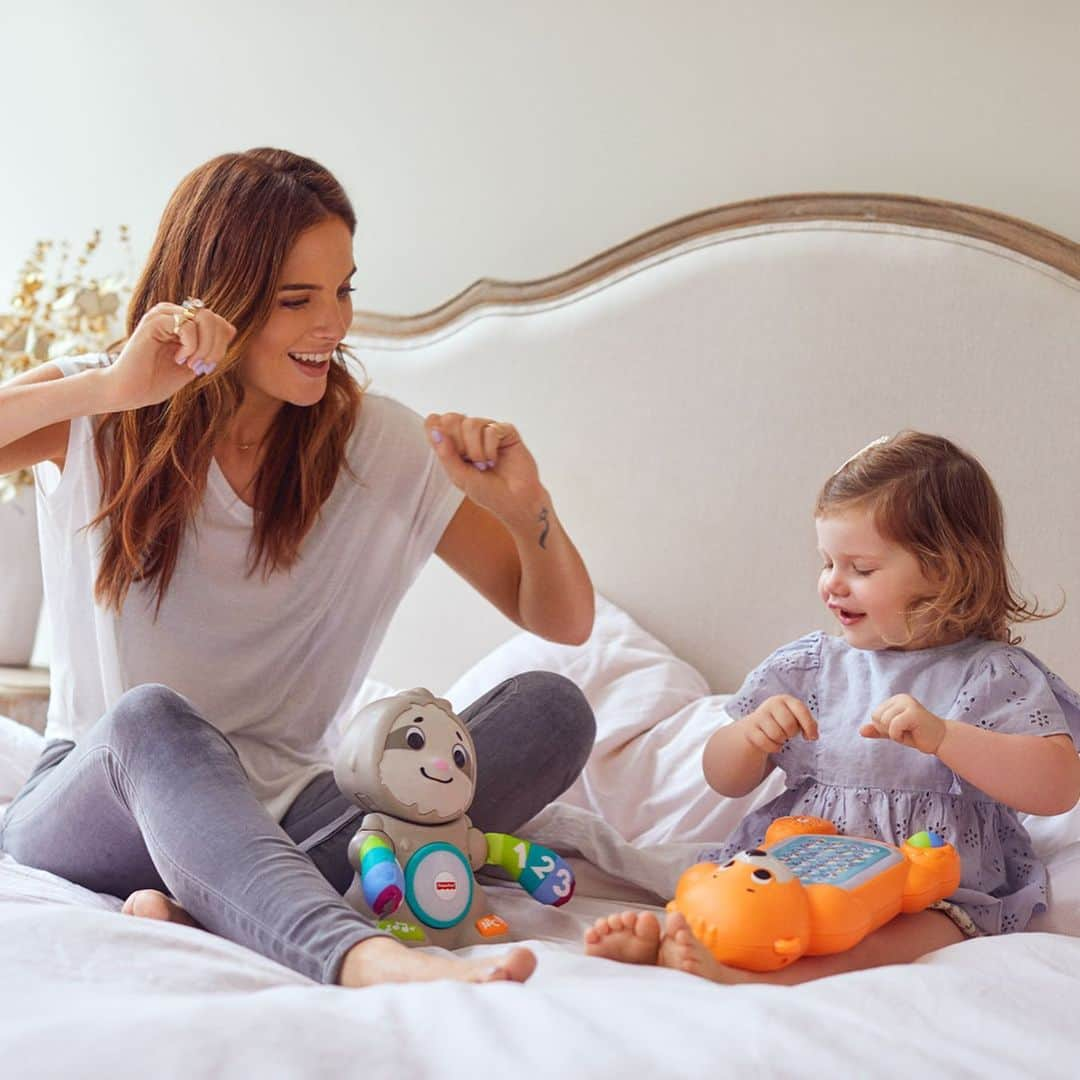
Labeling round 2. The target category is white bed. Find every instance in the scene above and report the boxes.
[3,194,1080,1078]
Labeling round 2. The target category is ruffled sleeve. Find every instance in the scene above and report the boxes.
[724,633,823,720]
[950,646,1080,743]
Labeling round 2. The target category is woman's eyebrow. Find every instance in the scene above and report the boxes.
[278,267,357,292]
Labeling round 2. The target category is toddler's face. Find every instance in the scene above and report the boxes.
[815,509,940,650]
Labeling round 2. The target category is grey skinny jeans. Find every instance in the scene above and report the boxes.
[0,672,595,984]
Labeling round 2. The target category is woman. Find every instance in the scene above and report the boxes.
[0,148,595,987]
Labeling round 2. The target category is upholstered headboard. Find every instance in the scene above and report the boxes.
[349,195,1080,692]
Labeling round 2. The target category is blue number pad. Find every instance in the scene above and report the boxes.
[771,835,898,887]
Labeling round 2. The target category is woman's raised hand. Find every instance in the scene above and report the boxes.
[425,412,545,525]
[104,301,237,412]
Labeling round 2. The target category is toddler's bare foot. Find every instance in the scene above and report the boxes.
[583,910,662,965]
[338,936,536,988]
[657,911,749,985]
[121,889,201,929]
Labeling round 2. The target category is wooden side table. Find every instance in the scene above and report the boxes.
[0,666,50,734]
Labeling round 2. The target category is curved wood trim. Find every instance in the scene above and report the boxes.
[351,193,1080,339]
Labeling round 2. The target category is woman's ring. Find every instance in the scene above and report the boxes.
[171,307,197,336]
[485,422,507,438]
[181,297,206,313]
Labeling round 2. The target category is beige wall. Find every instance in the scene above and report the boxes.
[1,1,1078,314]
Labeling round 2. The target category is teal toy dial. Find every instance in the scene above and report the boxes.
[405,842,475,928]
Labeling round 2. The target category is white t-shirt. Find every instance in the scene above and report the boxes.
[33,354,464,820]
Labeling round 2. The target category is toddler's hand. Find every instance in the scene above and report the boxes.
[861,694,946,755]
[740,695,818,755]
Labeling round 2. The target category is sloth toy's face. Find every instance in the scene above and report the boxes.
[377,702,476,819]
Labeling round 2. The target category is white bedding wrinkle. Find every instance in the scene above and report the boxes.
[2,855,1080,1079]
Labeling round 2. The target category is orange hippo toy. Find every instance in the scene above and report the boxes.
[669,815,962,972]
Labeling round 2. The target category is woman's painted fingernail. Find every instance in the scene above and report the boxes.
[431,430,443,444]
[203,362,217,375]
[194,362,209,376]
[486,460,496,468]
[474,462,488,471]
[175,354,188,366]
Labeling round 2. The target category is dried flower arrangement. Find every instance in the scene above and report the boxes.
[0,228,130,500]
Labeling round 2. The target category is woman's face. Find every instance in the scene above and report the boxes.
[238,216,355,408]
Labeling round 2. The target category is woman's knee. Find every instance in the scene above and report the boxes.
[97,684,223,757]
[515,670,596,769]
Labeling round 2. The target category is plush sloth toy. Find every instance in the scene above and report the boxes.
[333,688,575,948]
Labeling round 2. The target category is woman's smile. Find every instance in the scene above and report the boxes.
[289,351,332,378]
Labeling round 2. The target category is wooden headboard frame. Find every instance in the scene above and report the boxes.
[353,194,1080,336]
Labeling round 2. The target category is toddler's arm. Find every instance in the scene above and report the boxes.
[936,727,1080,815]
[863,694,1080,815]
[704,695,817,797]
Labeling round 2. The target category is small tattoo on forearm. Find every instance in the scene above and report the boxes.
[537,507,550,549]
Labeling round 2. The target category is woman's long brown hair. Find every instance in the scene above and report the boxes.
[91,148,363,614]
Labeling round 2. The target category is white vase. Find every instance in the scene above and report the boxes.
[0,486,44,666]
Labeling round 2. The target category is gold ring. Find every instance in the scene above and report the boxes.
[485,422,507,438]
[171,307,197,336]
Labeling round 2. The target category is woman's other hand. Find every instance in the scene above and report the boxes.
[425,413,545,526]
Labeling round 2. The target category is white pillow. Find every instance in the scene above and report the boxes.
[1022,804,1080,861]
[446,594,784,845]
[1030,841,1080,936]
[0,715,45,809]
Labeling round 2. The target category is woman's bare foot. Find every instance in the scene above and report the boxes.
[583,910,663,965]
[338,935,537,988]
[656,911,748,985]
[121,889,201,929]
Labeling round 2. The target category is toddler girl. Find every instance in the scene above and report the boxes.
[586,431,1080,984]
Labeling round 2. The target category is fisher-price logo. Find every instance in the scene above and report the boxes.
[434,872,457,899]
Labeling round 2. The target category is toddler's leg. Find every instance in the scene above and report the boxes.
[584,908,965,984]
[584,910,664,964]
[660,909,964,984]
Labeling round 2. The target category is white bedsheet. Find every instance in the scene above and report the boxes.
[2,599,1079,1077]
[2,844,1080,1079]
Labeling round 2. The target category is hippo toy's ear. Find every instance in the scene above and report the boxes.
[773,937,805,957]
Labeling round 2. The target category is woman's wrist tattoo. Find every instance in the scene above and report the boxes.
[537,506,550,549]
